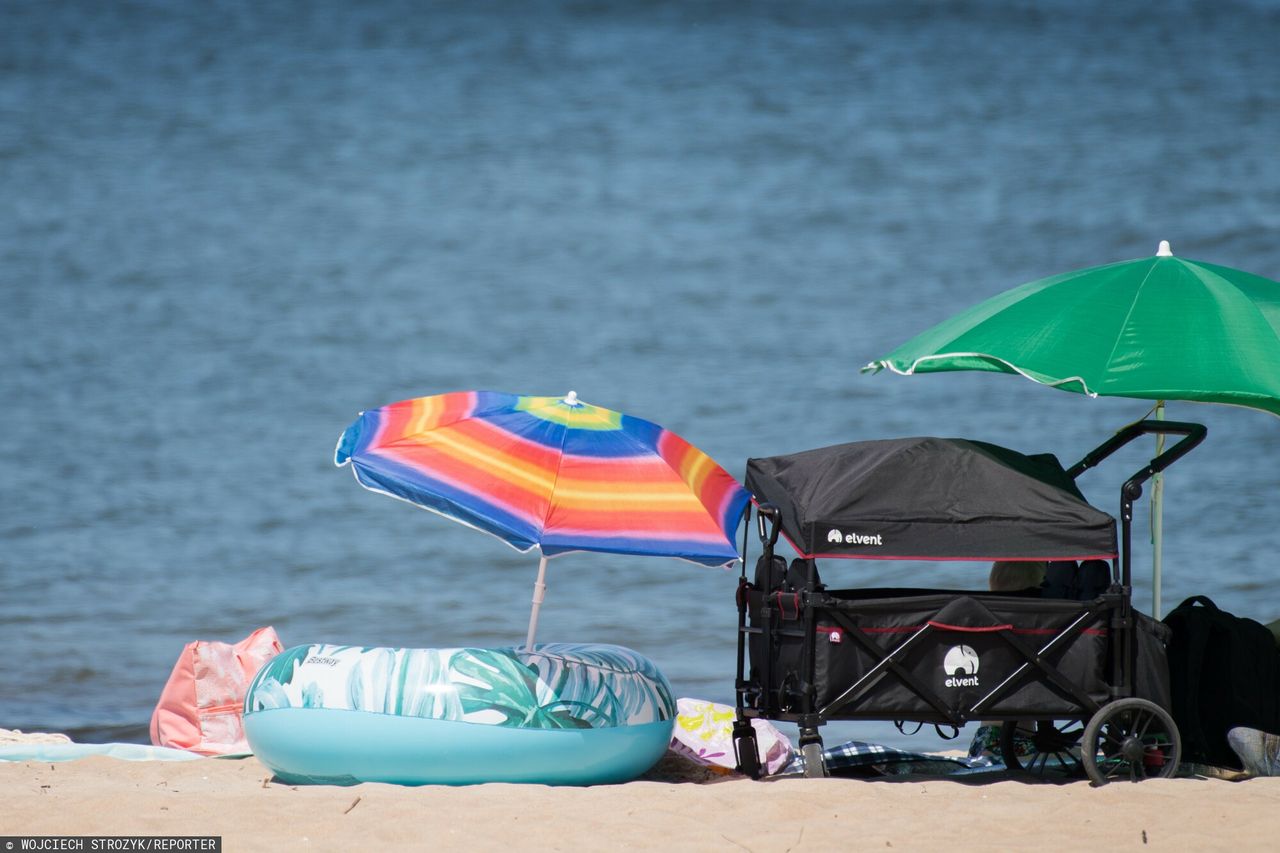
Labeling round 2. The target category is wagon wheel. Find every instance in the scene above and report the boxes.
[1000,719,1087,779]
[800,741,828,778]
[1081,698,1180,785]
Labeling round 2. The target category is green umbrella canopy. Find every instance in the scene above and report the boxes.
[865,242,1280,418]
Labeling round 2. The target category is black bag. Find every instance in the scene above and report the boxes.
[751,556,821,594]
[1043,559,1112,600]
[1162,595,1280,768]
[754,553,788,591]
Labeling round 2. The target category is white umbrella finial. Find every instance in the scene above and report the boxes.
[564,391,581,406]
[1157,240,1173,257]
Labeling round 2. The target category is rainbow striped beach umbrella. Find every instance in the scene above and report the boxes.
[335,390,750,646]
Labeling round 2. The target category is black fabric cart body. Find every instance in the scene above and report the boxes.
[732,420,1205,783]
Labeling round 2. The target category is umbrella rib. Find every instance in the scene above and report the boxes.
[1098,258,1159,385]
[536,414,573,551]
[544,415,746,566]
[1189,260,1280,379]
[621,426,750,542]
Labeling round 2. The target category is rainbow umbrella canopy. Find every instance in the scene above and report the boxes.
[335,390,750,646]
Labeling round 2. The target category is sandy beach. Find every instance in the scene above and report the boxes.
[2,754,1277,852]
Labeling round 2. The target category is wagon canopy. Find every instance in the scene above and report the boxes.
[745,437,1117,561]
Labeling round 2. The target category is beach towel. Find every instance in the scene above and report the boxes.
[150,626,283,756]
[0,742,204,763]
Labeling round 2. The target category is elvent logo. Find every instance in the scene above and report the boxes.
[826,528,884,546]
[943,645,980,688]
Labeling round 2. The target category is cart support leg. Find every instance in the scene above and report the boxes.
[732,718,762,779]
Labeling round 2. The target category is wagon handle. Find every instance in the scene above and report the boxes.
[756,503,782,549]
[1069,419,1206,592]
[1067,419,1206,481]
[1116,423,1205,523]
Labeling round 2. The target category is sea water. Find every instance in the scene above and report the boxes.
[3,0,1279,753]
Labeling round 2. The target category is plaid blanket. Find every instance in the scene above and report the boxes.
[776,738,1001,777]
[771,724,1079,777]
[823,740,998,771]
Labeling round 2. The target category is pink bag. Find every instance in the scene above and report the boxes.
[149,626,283,755]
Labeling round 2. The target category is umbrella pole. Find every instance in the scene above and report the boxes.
[525,555,549,649]
[1152,401,1166,618]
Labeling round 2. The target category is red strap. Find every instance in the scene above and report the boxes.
[774,592,801,620]
[927,620,1014,633]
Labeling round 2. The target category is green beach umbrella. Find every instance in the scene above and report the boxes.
[865,241,1280,615]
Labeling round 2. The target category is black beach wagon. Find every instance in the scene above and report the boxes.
[732,420,1204,784]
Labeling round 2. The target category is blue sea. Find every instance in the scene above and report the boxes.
[3,0,1279,754]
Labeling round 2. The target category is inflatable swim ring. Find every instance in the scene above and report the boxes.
[243,642,675,786]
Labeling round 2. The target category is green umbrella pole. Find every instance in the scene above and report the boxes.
[1152,401,1166,618]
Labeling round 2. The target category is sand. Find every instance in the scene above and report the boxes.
[2,753,1277,852]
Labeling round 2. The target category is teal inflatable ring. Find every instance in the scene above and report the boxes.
[243,642,676,786]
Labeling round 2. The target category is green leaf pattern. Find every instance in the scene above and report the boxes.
[244,644,314,714]
[244,642,673,730]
